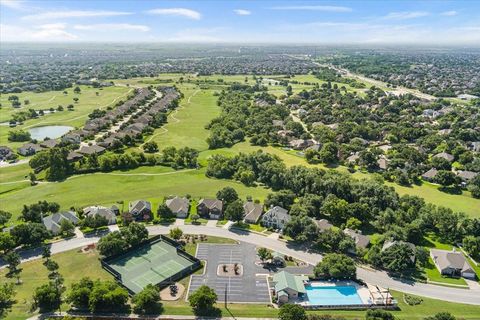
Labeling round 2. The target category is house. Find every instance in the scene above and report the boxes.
[314,219,333,232]
[62,132,82,144]
[197,199,223,219]
[42,211,79,235]
[67,151,83,162]
[438,129,452,136]
[40,139,59,148]
[78,145,106,155]
[243,201,263,224]
[422,168,438,182]
[129,200,152,221]
[261,206,291,230]
[272,120,284,128]
[377,156,390,170]
[344,228,370,251]
[17,143,43,156]
[346,152,360,164]
[382,240,416,263]
[272,271,308,305]
[83,206,117,224]
[165,196,190,218]
[0,146,15,161]
[457,171,478,182]
[434,152,454,162]
[289,139,315,150]
[430,249,476,279]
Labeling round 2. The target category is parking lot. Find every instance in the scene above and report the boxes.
[189,242,271,303]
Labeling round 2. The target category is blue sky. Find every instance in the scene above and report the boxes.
[1,0,479,44]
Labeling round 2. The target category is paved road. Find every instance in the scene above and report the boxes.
[5,224,480,306]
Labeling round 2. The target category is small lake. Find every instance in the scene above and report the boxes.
[28,125,73,140]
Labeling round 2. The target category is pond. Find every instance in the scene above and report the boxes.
[28,125,73,140]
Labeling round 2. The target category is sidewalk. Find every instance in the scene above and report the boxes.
[28,312,277,320]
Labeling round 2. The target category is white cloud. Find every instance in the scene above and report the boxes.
[269,5,352,12]
[234,9,251,16]
[21,10,132,20]
[146,8,201,20]
[0,0,25,9]
[440,11,458,16]
[74,23,150,32]
[382,11,430,20]
[165,27,224,42]
[1,23,78,41]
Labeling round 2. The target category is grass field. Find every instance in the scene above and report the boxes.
[0,85,132,150]
[2,246,480,320]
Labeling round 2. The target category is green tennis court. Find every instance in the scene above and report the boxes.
[106,239,196,293]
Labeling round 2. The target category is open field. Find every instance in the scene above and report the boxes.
[1,73,479,221]
[0,85,132,149]
[2,246,480,320]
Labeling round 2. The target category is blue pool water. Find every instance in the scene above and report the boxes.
[305,285,363,305]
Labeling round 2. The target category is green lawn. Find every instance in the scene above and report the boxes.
[0,85,132,149]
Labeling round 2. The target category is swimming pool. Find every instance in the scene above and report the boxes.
[305,285,364,305]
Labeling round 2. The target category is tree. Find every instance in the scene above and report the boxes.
[10,223,49,247]
[314,253,356,280]
[88,281,128,313]
[0,283,16,318]
[278,303,307,320]
[132,284,162,314]
[32,282,62,312]
[157,203,175,220]
[67,277,94,309]
[462,236,480,259]
[435,170,458,188]
[73,86,81,94]
[169,227,183,240]
[123,222,148,246]
[381,243,415,272]
[97,231,128,257]
[0,233,15,254]
[4,251,22,284]
[318,142,339,164]
[424,312,456,320]
[257,247,273,264]
[0,210,12,226]
[224,199,244,223]
[143,141,159,153]
[59,219,75,237]
[365,309,395,320]
[216,187,239,207]
[188,285,217,316]
[264,190,296,210]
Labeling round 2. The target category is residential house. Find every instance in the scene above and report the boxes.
[83,206,117,225]
[40,139,59,148]
[165,196,190,218]
[346,152,360,164]
[78,145,106,155]
[129,200,152,221]
[243,201,263,224]
[67,151,83,162]
[382,240,416,263]
[430,249,476,279]
[314,219,333,232]
[197,199,223,219]
[261,206,291,230]
[17,143,43,156]
[62,132,82,144]
[42,211,79,235]
[344,228,370,252]
[289,139,315,150]
[422,168,439,182]
[457,171,478,183]
[0,146,15,161]
[272,271,308,305]
[377,156,390,170]
[434,152,454,163]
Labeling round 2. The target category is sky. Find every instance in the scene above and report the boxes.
[1,0,479,45]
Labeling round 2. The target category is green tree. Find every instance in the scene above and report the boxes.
[424,312,456,320]
[314,253,356,280]
[143,141,159,153]
[0,283,16,318]
[257,247,273,264]
[89,281,128,313]
[157,203,175,220]
[67,277,94,309]
[366,309,395,320]
[188,285,217,316]
[32,282,62,312]
[462,236,480,259]
[73,86,81,94]
[278,303,307,320]
[0,233,15,254]
[4,251,22,284]
[169,227,183,240]
[0,210,12,226]
[381,243,415,272]
[97,231,128,257]
[123,222,148,246]
[132,284,162,314]
[224,199,244,223]
[318,142,339,164]
[59,219,75,238]
[435,170,458,188]
[216,187,239,208]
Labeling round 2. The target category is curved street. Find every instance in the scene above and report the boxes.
[5,224,480,306]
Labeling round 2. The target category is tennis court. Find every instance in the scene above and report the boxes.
[106,239,197,294]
